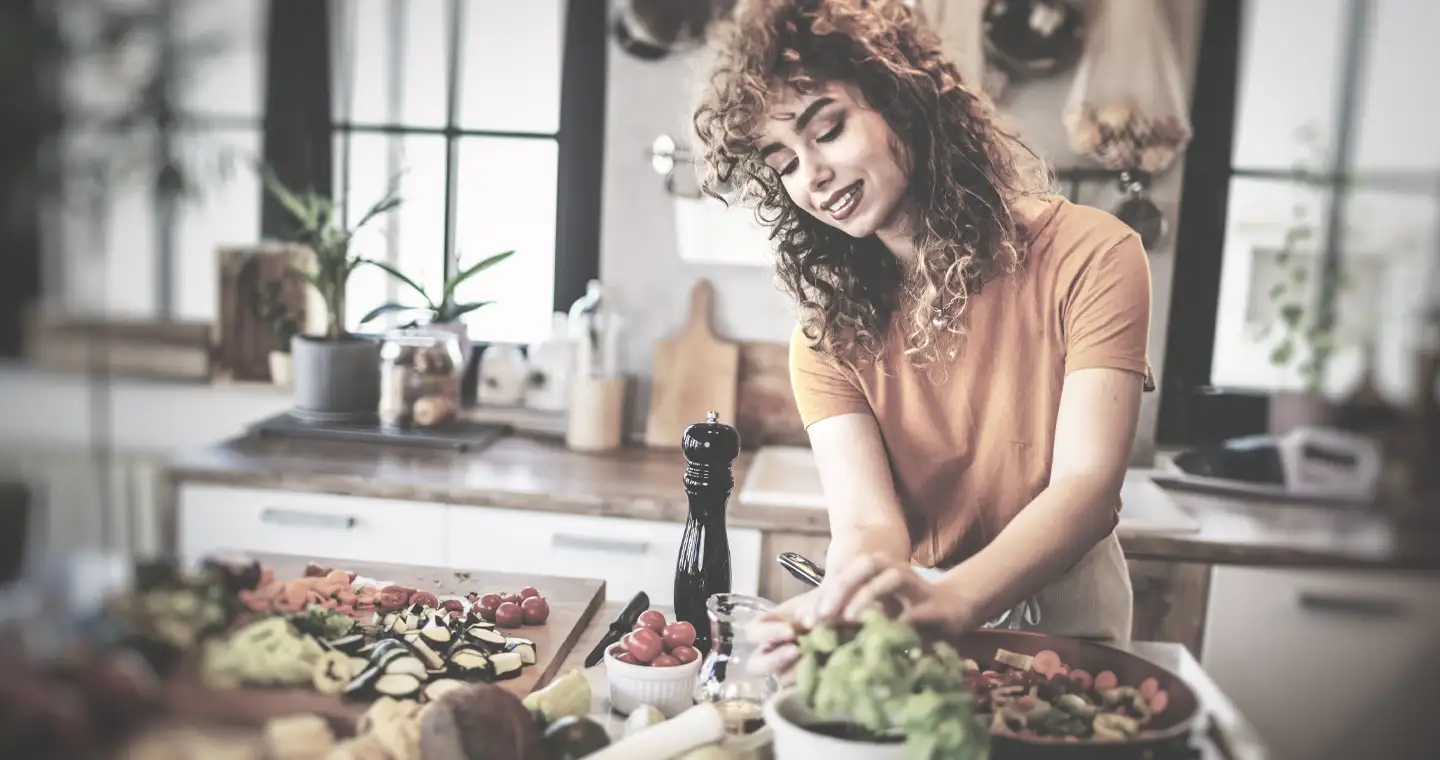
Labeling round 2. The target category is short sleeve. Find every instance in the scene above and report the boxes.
[1062,234,1156,392]
[789,324,871,427]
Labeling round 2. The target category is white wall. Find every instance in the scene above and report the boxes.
[599,0,1207,460]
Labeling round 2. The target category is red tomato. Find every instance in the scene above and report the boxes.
[479,593,502,608]
[1138,677,1160,700]
[502,593,522,605]
[521,596,550,625]
[1069,669,1094,691]
[1031,650,1062,678]
[651,653,681,668]
[474,598,499,622]
[519,586,541,600]
[661,621,697,649]
[1094,670,1118,692]
[494,601,523,628]
[1147,689,1170,715]
[612,647,641,665]
[621,628,664,663]
[635,610,667,633]
[668,645,699,664]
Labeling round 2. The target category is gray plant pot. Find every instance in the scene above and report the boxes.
[289,334,380,422]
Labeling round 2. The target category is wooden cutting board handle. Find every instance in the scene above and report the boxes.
[644,279,741,448]
[679,280,718,342]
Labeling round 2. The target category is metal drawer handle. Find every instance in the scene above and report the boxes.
[260,508,358,530]
[552,533,649,554]
[1298,592,1406,619]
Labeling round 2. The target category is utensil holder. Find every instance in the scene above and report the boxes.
[567,375,628,451]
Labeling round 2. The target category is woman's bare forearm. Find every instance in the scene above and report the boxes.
[825,515,913,573]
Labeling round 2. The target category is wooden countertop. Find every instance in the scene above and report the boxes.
[167,434,1440,570]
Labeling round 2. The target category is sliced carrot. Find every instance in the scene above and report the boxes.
[1032,649,1062,677]
[1095,670,1118,691]
[1148,689,1170,715]
[1138,677,1160,700]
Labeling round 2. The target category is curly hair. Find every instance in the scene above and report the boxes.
[693,0,1053,368]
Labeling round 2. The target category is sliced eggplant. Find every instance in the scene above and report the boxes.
[382,611,400,629]
[372,646,412,670]
[342,664,384,701]
[347,656,370,677]
[425,678,467,702]
[327,634,367,655]
[402,630,422,646]
[313,651,352,695]
[374,673,424,699]
[503,639,536,666]
[383,655,428,680]
[427,667,451,681]
[465,626,507,651]
[462,611,487,629]
[448,648,490,669]
[421,624,453,647]
[489,651,525,681]
[407,637,446,670]
[408,602,426,617]
[358,638,408,659]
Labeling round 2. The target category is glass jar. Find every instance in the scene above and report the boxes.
[693,593,778,735]
[378,329,464,430]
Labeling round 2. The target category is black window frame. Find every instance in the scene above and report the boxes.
[262,0,605,326]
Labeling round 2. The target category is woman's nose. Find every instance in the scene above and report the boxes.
[805,160,834,194]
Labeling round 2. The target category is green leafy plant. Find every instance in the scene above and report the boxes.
[260,168,402,341]
[358,250,515,328]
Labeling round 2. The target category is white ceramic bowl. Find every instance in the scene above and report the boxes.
[603,642,702,718]
[763,689,907,760]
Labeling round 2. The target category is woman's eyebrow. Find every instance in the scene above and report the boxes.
[759,96,837,158]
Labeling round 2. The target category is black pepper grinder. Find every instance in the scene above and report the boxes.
[672,410,740,654]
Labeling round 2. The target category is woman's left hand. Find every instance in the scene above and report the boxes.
[809,554,977,635]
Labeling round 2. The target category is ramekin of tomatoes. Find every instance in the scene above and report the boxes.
[603,609,704,718]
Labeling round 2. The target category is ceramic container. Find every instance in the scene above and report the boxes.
[604,642,702,718]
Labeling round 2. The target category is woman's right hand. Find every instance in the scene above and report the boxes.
[745,584,828,681]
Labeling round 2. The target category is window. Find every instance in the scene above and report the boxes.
[1159,0,1440,445]
[328,0,595,345]
[38,0,605,349]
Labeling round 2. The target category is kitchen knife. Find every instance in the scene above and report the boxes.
[584,590,651,667]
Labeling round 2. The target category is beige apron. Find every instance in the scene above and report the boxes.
[916,530,1133,644]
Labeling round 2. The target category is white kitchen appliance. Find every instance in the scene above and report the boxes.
[1154,426,1383,506]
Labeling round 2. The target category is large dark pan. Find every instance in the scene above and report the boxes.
[953,628,1203,759]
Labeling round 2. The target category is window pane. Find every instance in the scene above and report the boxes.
[1352,0,1440,173]
[59,1,161,123]
[54,127,159,320]
[173,127,263,321]
[1336,187,1439,403]
[1231,0,1348,171]
[1209,177,1336,392]
[334,0,450,127]
[339,134,448,333]
[452,137,558,344]
[172,0,265,120]
[458,0,564,133]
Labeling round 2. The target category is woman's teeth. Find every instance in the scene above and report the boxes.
[826,182,862,221]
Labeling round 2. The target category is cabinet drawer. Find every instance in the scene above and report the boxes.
[1202,566,1440,760]
[446,507,762,605]
[178,484,448,568]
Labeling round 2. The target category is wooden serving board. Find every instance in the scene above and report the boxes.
[162,554,606,733]
[644,279,740,448]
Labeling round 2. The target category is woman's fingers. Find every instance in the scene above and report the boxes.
[840,566,921,622]
[812,554,885,622]
[746,619,799,651]
[746,642,801,679]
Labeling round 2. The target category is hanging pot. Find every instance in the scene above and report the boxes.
[612,0,736,61]
[1113,171,1168,249]
[983,0,1086,80]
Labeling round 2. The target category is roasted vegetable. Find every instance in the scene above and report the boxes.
[522,669,591,726]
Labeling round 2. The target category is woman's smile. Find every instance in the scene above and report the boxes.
[821,180,863,221]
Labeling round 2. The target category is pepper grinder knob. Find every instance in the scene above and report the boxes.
[681,410,740,494]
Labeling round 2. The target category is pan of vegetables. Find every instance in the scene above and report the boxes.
[766,610,1202,759]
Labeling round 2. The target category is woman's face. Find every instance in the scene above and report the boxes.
[757,80,912,239]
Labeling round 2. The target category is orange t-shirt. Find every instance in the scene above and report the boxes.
[789,197,1154,569]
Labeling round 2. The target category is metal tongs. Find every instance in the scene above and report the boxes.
[776,552,825,588]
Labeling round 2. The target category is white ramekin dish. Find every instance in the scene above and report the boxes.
[603,642,702,718]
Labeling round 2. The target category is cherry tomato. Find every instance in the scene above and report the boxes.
[1148,689,1170,715]
[651,653,681,668]
[621,628,664,663]
[635,609,667,633]
[474,598,499,622]
[1138,677,1160,700]
[668,645,699,664]
[519,586,541,600]
[1094,670,1118,692]
[1069,669,1094,691]
[502,593,522,605]
[521,596,550,625]
[661,621,697,649]
[494,601,523,628]
[612,647,640,665]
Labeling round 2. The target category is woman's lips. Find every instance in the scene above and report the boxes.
[824,181,863,222]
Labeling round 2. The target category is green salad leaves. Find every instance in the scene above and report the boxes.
[795,609,989,760]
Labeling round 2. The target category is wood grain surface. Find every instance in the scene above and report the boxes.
[644,280,740,448]
[162,553,605,733]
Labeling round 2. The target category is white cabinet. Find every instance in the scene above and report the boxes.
[446,506,763,606]
[177,484,448,569]
[1202,566,1440,760]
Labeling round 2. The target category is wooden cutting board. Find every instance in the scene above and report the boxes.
[161,554,606,734]
[644,279,740,448]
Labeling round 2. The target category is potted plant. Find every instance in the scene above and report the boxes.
[358,249,515,366]
[261,168,402,421]
[247,277,300,386]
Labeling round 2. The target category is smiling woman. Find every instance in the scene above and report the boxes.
[691,0,1156,672]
